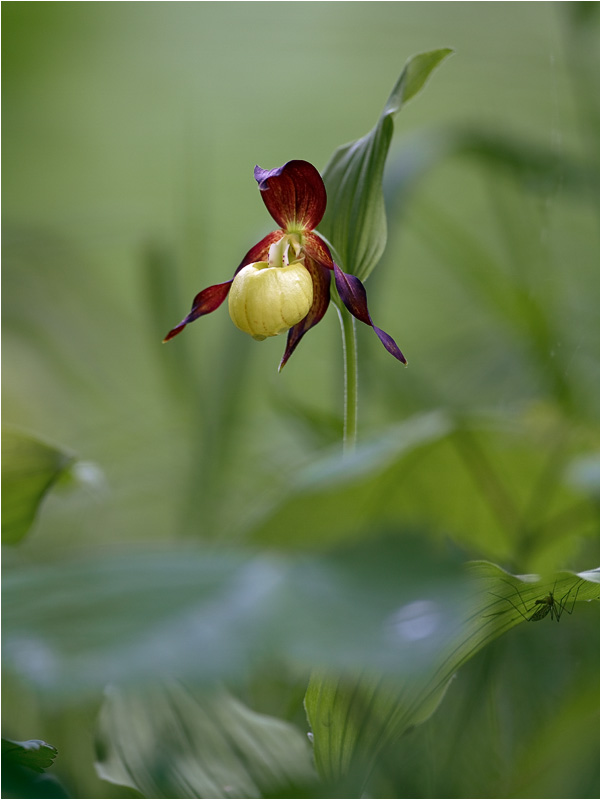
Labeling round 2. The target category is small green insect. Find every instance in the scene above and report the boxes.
[488,578,583,623]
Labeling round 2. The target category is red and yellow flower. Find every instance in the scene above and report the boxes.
[164,160,406,370]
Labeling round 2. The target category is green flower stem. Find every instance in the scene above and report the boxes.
[336,304,358,452]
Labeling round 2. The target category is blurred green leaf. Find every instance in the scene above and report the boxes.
[243,410,454,547]
[2,537,471,697]
[270,389,343,448]
[244,411,596,568]
[319,48,453,282]
[0,737,67,799]
[383,127,597,211]
[305,672,454,793]
[453,129,597,195]
[1,428,75,545]
[565,453,600,495]
[95,682,315,799]
[5,534,596,728]
[1,737,58,773]
[305,564,599,788]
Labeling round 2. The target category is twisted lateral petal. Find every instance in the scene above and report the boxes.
[163,231,282,343]
[279,256,331,371]
[254,161,327,232]
[163,281,232,342]
[333,262,407,365]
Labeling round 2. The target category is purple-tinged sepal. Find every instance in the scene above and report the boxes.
[333,262,407,364]
[164,159,405,369]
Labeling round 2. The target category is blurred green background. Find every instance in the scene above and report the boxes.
[2,2,599,798]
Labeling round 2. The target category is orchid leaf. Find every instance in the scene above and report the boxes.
[305,564,599,787]
[1,428,75,545]
[95,682,316,799]
[1,738,58,773]
[319,49,453,282]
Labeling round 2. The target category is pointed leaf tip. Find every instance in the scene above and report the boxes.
[385,48,454,116]
[320,49,453,282]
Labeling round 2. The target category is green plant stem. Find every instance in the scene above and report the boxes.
[336,305,358,452]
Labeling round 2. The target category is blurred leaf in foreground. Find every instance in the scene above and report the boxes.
[3,539,597,704]
[1,537,470,698]
[1,427,75,545]
[243,410,596,570]
[305,564,599,790]
[1,737,58,772]
[1,737,66,799]
[95,682,316,799]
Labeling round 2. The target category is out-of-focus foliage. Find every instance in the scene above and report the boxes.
[1,429,75,545]
[96,683,316,799]
[2,2,598,798]
[1,737,66,799]
[2,536,469,695]
[305,567,599,788]
[2,737,58,773]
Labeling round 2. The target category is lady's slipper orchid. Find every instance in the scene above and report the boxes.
[163,160,406,370]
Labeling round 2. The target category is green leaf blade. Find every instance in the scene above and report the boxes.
[319,49,453,282]
[1,738,58,773]
[305,563,599,786]
[1,428,75,545]
[95,682,316,799]
[384,48,454,114]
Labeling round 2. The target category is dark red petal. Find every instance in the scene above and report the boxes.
[304,231,334,270]
[163,231,283,342]
[333,262,407,365]
[278,256,331,371]
[234,230,283,276]
[254,161,327,232]
[163,280,232,342]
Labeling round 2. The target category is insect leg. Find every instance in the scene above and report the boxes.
[555,579,583,621]
[485,589,531,622]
